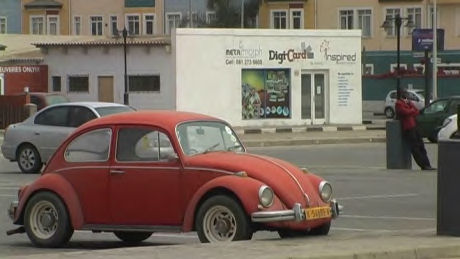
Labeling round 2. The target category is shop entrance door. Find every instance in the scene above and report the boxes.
[301,72,327,124]
[98,76,114,102]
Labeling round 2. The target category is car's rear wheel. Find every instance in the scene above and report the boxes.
[24,192,73,247]
[17,144,42,174]
[114,231,153,243]
[195,195,252,243]
[384,107,395,119]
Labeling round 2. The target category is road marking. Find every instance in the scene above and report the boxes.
[339,193,419,200]
[334,228,437,233]
[0,194,16,197]
[340,214,435,221]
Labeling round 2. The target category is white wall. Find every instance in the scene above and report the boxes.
[174,28,362,127]
[44,44,175,110]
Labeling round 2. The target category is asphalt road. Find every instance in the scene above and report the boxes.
[0,142,439,257]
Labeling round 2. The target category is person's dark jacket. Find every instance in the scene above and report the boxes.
[396,99,419,131]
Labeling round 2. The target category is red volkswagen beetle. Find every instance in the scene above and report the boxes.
[7,111,340,247]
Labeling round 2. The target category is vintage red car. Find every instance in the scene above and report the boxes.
[7,111,340,247]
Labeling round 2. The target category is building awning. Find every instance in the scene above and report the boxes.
[24,0,63,9]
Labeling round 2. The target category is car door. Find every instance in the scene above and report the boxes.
[109,126,183,226]
[33,106,75,162]
[61,127,112,224]
[417,99,449,137]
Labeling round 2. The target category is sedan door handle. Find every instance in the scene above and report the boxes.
[110,169,125,175]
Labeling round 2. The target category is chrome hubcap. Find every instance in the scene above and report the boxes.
[19,148,36,170]
[203,205,236,242]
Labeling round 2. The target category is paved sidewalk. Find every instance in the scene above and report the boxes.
[6,232,460,259]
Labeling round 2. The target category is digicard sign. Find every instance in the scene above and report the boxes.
[412,29,444,52]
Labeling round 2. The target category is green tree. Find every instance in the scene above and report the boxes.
[207,0,259,28]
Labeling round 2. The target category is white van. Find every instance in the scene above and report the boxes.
[384,89,425,118]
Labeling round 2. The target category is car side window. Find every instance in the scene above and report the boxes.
[448,100,460,113]
[390,92,397,99]
[408,92,418,101]
[424,100,449,114]
[65,128,111,162]
[68,106,97,127]
[117,127,176,162]
[35,106,69,126]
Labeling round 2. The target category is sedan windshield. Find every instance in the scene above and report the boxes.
[176,121,244,155]
[95,106,134,117]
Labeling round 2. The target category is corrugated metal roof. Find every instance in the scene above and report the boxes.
[33,36,171,47]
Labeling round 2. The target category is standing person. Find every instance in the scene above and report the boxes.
[395,90,436,170]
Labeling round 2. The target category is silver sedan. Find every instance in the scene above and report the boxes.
[1,102,134,173]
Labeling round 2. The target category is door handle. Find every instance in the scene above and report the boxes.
[110,169,125,175]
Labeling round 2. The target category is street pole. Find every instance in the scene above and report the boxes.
[395,15,402,99]
[432,0,438,100]
[123,27,129,105]
[241,0,244,28]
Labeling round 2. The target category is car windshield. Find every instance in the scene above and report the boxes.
[95,106,134,117]
[45,95,69,105]
[176,121,244,155]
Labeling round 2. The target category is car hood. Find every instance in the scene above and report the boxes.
[183,152,325,208]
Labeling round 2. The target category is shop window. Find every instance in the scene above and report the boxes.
[290,9,303,29]
[363,64,374,75]
[166,13,181,34]
[129,75,160,92]
[406,7,421,35]
[242,69,291,120]
[74,16,81,35]
[30,16,45,35]
[0,17,6,34]
[339,9,372,37]
[90,16,103,35]
[126,14,140,35]
[271,10,287,29]
[68,75,89,92]
[384,8,401,37]
[111,16,118,36]
[144,14,155,35]
[52,76,61,92]
[206,11,216,24]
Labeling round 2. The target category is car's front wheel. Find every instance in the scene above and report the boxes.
[195,195,252,243]
[24,192,73,247]
[17,144,42,174]
[114,231,153,243]
[384,107,395,119]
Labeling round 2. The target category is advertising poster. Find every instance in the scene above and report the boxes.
[242,69,290,120]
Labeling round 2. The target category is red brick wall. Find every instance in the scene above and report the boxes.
[0,65,48,94]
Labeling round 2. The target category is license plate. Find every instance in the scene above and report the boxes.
[305,206,331,220]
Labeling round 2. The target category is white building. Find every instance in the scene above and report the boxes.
[37,28,362,127]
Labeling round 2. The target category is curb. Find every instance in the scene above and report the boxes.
[235,125,386,135]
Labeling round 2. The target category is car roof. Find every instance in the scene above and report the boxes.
[78,110,222,132]
[46,101,128,109]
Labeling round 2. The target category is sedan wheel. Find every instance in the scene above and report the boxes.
[196,195,252,243]
[384,107,395,119]
[17,144,42,174]
[114,231,153,244]
[24,192,73,247]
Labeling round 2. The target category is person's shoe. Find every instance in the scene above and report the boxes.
[422,166,436,171]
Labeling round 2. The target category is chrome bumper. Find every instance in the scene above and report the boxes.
[251,199,341,223]
[8,201,18,221]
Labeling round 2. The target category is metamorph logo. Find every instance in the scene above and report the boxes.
[320,40,357,64]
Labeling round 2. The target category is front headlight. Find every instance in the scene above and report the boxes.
[258,185,274,208]
[319,181,333,203]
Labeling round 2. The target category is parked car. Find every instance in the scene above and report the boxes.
[416,96,460,143]
[1,102,134,174]
[29,92,70,110]
[438,114,458,141]
[6,111,340,247]
[384,89,425,118]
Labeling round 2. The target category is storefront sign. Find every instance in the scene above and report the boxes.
[0,66,41,73]
[337,72,355,107]
[225,41,263,66]
[320,40,357,64]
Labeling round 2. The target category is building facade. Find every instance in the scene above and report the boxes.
[21,0,70,35]
[0,0,22,34]
[258,0,315,29]
[164,0,215,34]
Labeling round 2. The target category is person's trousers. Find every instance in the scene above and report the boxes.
[403,128,431,169]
